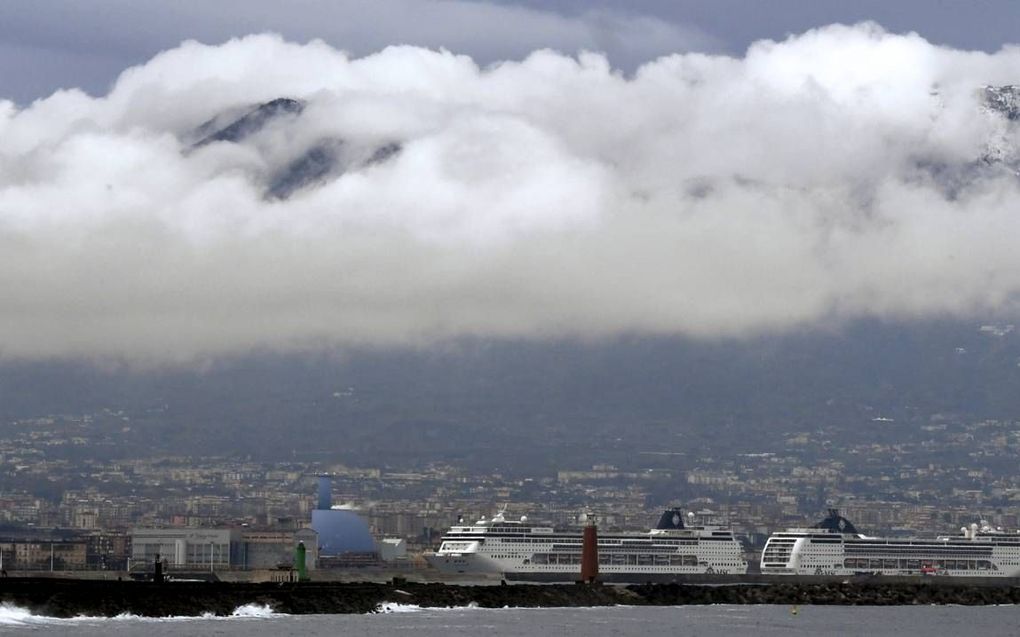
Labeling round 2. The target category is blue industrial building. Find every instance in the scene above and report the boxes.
[310,476,375,555]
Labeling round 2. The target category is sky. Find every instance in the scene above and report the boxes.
[1,1,1020,363]
[3,1,1020,105]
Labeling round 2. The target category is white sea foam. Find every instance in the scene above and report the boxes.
[432,602,481,611]
[378,601,489,613]
[0,601,280,625]
[377,602,424,613]
[0,603,38,626]
[230,603,278,617]
[0,603,151,625]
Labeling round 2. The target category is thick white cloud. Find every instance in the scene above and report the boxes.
[1,25,1020,362]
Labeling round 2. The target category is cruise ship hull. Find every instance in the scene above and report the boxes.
[501,571,747,584]
[427,508,747,582]
[425,552,744,583]
[760,511,1020,579]
[503,572,1020,585]
[423,559,1020,586]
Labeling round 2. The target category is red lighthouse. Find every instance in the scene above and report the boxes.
[579,513,599,584]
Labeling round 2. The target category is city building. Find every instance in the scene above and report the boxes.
[310,476,377,562]
[378,538,407,562]
[240,528,318,571]
[130,528,240,569]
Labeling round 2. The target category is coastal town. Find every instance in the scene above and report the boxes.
[3,406,1020,576]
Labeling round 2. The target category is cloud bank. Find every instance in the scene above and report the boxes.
[2,25,1020,361]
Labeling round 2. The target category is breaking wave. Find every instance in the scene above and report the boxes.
[377,601,482,613]
[0,601,281,625]
[377,602,424,613]
[0,603,37,626]
[229,603,278,617]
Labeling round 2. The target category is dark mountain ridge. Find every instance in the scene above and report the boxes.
[188,97,402,200]
[2,320,1019,472]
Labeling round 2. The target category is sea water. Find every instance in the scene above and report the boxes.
[1,603,1018,636]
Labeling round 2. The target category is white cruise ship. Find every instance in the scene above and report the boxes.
[426,507,747,582]
[761,509,1020,577]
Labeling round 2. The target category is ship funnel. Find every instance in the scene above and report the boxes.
[317,475,332,510]
[813,509,858,534]
[656,508,686,530]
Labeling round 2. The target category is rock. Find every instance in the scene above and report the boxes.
[3,577,1020,617]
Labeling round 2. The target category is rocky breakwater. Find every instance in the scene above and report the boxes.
[630,581,1020,606]
[4,578,1020,617]
[0,579,629,617]
[0,579,388,617]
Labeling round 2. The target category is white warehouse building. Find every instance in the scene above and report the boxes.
[130,528,240,569]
